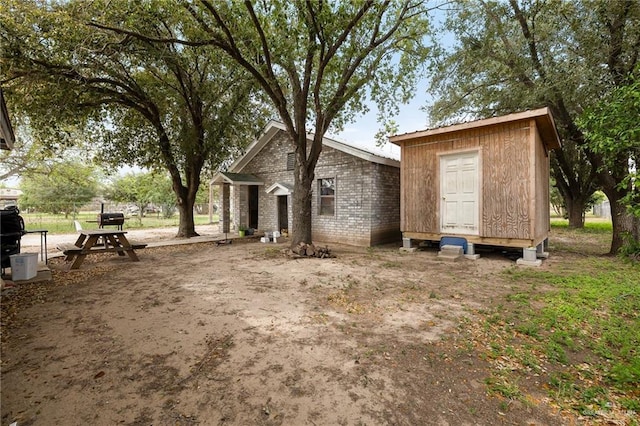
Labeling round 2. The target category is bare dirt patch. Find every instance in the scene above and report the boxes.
[2,237,578,425]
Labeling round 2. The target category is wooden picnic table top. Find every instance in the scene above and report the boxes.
[79,229,127,236]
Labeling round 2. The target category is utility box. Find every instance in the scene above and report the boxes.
[9,253,38,281]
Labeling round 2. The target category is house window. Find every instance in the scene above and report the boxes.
[318,178,335,216]
[286,152,295,171]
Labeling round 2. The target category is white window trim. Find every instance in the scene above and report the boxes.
[317,176,336,216]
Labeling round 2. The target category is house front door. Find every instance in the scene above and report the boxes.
[440,151,480,235]
[277,195,288,232]
[248,185,259,229]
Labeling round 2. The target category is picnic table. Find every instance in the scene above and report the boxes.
[57,229,146,270]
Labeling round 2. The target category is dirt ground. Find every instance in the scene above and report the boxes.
[1,232,583,425]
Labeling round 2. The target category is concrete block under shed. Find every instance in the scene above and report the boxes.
[517,258,543,267]
[523,247,537,262]
[464,242,481,260]
[517,246,543,266]
[399,247,418,253]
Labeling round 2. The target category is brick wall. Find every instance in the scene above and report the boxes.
[370,163,402,245]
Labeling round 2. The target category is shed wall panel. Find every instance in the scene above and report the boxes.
[534,125,551,243]
[481,123,531,239]
[401,139,440,232]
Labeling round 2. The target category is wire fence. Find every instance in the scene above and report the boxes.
[6,202,217,234]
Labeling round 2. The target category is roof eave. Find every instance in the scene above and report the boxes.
[228,120,286,172]
[323,139,400,167]
[389,107,561,150]
[211,172,264,186]
[225,120,399,175]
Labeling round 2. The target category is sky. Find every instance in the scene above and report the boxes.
[332,82,432,159]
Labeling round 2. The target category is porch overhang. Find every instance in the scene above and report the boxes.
[265,182,294,196]
[211,171,264,186]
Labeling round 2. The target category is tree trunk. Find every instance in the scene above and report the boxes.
[176,199,198,238]
[173,173,200,238]
[607,192,637,254]
[550,146,598,229]
[291,171,313,247]
[565,197,586,228]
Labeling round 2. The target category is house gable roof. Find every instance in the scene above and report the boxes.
[265,182,294,195]
[388,107,561,151]
[211,171,264,185]
[227,120,400,174]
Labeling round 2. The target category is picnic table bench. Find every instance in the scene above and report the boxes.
[57,230,146,270]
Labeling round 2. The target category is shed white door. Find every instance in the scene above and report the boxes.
[440,151,479,235]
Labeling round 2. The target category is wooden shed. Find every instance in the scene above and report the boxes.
[389,108,561,252]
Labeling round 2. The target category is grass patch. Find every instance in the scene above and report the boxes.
[473,255,639,421]
[20,212,216,234]
[485,373,522,400]
[550,218,612,233]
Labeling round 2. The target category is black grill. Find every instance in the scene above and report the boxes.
[97,213,125,229]
[1,206,25,268]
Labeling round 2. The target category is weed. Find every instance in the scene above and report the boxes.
[485,374,522,400]
[504,345,516,357]
[548,372,577,400]
[515,322,540,338]
[506,293,530,304]
[545,341,568,364]
[579,386,608,406]
[262,247,281,259]
[550,330,575,349]
[619,397,640,412]
[487,342,502,359]
[518,349,541,373]
[619,232,640,259]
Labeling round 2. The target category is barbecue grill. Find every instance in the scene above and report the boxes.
[97,213,125,230]
[1,206,25,269]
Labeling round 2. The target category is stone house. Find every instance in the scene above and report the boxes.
[212,121,401,246]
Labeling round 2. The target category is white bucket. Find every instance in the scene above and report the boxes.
[9,253,38,280]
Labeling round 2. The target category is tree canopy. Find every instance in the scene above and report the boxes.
[1,0,270,237]
[19,161,99,217]
[105,171,175,220]
[579,69,640,219]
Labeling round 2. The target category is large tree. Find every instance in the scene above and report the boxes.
[428,0,640,253]
[579,69,640,242]
[105,171,175,222]
[19,161,99,218]
[1,0,268,237]
[108,1,433,246]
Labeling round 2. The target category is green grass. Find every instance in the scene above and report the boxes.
[550,217,613,233]
[478,257,640,419]
[21,212,217,234]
